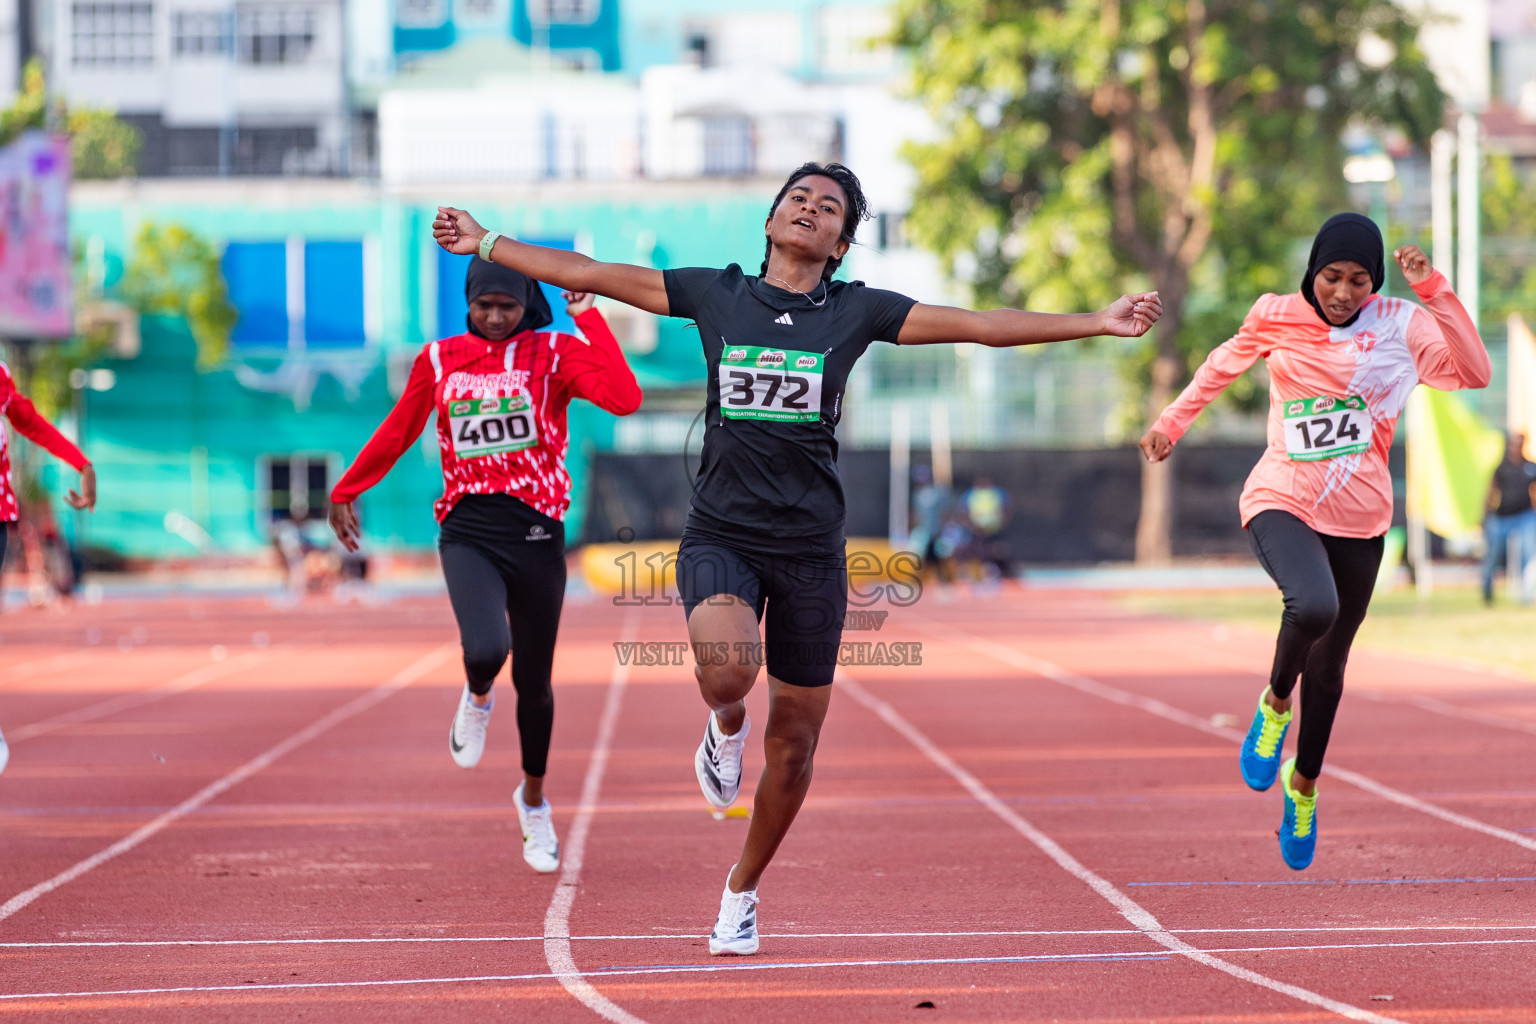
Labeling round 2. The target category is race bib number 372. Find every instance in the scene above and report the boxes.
[449,395,539,459]
[1282,395,1369,461]
[718,346,824,423]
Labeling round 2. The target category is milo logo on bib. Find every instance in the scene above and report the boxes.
[1282,395,1369,462]
[719,345,824,423]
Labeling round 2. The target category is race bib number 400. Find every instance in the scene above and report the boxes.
[719,346,823,423]
[1282,395,1369,461]
[449,395,539,459]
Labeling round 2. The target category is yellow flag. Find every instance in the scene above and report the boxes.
[1405,386,1505,540]
[1510,314,1536,460]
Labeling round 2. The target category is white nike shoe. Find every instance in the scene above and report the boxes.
[0,723,8,775]
[695,712,750,808]
[449,685,492,769]
[515,781,560,874]
[708,868,760,955]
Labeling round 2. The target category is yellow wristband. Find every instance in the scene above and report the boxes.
[477,231,501,262]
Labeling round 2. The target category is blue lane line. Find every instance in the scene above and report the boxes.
[1129,876,1536,887]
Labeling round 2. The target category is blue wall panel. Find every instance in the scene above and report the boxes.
[304,241,367,346]
[224,242,288,345]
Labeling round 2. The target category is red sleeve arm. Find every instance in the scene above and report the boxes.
[330,349,436,504]
[559,308,643,416]
[3,393,90,471]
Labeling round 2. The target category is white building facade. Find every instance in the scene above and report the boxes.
[46,0,350,174]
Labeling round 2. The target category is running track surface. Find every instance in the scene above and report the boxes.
[2,585,1535,1022]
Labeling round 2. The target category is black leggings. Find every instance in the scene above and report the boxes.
[1247,510,1384,780]
[438,495,566,778]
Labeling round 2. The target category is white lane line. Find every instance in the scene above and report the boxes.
[937,625,1536,854]
[10,923,1536,948]
[0,644,455,925]
[7,653,272,743]
[8,937,1536,1002]
[542,612,647,1024]
[838,673,1406,1024]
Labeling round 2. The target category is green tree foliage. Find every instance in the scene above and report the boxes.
[119,223,238,368]
[894,0,1445,561]
[1481,154,1536,328]
[0,60,140,178]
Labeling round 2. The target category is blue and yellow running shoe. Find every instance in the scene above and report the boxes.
[1279,757,1318,870]
[1239,687,1292,791]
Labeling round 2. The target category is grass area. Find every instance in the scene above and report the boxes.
[1121,586,1536,682]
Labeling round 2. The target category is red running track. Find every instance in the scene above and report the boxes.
[1,586,1534,1022]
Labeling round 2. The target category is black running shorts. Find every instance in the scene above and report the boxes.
[676,524,846,688]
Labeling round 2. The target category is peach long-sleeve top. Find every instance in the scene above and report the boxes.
[1150,271,1490,538]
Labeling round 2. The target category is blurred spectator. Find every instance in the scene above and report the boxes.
[910,465,958,582]
[1482,431,1536,605]
[961,476,1012,579]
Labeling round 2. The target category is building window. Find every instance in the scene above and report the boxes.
[71,2,155,67]
[237,5,316,65]
[262,454,333,523]
[702,117,754,177]
[527,0,599,26]
[395,0,446,29]
[174,11,232,55]
[877,211,910,251]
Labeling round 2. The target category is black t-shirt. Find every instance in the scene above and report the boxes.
[1492,457,1536,517]
[664,265,916,537]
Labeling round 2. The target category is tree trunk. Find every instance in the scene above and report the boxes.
[1134,296,1185,566]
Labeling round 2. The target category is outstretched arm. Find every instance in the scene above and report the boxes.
[434,207,670,316]
[896,292,1161,347]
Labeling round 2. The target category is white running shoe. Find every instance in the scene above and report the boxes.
[708,868,759,955]
[449,685,492,769]
[695,712,750,808]
[514,781,561,874]
[0,724,8,775]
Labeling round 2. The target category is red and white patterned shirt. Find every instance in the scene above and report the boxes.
[0,360,90,523]
[331,308,641,522]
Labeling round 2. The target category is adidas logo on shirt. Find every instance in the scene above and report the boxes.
[774,313,794,326]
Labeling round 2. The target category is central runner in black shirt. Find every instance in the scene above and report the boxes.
[434,162,1161,955]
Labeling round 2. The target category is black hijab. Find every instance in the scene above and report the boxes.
[464,260,553,339]
[1300,212,1385,328]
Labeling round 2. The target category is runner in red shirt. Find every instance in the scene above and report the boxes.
[328,261,640,872]
[0,359,97,776]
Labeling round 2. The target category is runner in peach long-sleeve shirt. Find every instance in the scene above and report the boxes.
[1147,256,1488,539]
[1141,213,1490,872]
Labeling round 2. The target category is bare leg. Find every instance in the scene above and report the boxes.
[688,596,763,736]
[522,773,544,805]
[728,677,831,893]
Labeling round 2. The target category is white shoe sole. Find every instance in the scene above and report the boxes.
[708,935,759,955]
[523,847,560,874]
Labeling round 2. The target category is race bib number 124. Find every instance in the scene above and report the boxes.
[1282,395,1369,461]
[718,346,824,423]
